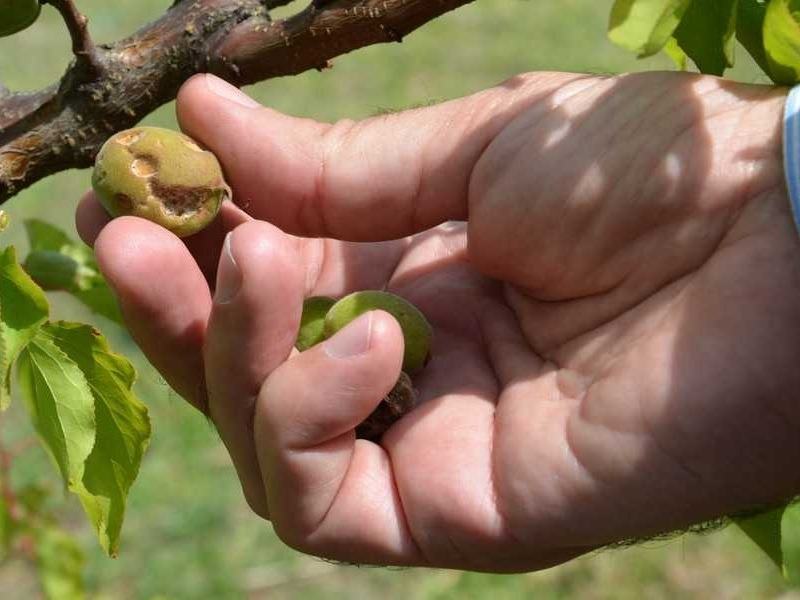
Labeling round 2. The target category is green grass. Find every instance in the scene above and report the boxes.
[0,1,791,598]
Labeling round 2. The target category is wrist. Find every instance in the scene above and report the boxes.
[711,82,787,214]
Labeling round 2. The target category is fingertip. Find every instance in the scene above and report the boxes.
[177,74,261,141]
[94,217,194,294]
[320,309,405,371]
[176,74,215,116]
[220,219,302,294]
[176,74,216,134]
[75,191,110,247]
[94,216,181,277]
[372,308,407,355]
[206,218,305,365]
[369,309,407,394]
[176,73,208,106]
[178,73,261,111]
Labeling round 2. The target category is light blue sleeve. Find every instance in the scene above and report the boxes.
[783,86,800,235]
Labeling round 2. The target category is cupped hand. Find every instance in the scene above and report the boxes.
[76,72,800,571]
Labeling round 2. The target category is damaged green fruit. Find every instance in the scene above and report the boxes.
[0,0,41,37]
[92,127,230,238]
[324,291,432,373]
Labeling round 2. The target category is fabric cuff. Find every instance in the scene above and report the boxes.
[783,86,800,235]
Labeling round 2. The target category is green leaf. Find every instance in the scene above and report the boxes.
[44,321,150,557]
[737,506,785,567]
[71,286,123,327]
[25,220,86,255]
[35,525,86,600]
[783,502,800,584]
[24,251,123,325]
[764,0,800,85]
[18,323,150,556]
[664,36,689,68]
[0,246,50,410]
[608,0,694,57]
[737,0,773,76]
[673,0,738,75]
[737,501,800,584]
[16,332,96,490]
[23,220,122,325]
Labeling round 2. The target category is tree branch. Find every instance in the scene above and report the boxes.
[45,0,102,78]
[0,0,473,203]
[211,0,473,83]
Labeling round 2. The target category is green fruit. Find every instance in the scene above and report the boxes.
[324,291,432,373]
[91,127,231,238]
[0,0,41,37]
[295,296,336,351]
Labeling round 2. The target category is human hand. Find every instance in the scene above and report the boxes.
[76,71,800,571]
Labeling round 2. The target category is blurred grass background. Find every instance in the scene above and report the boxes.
[0,1,793,598]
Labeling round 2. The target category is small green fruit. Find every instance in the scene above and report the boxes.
[0,0,41,37]
[324,291,432,373]
[295,296,336,352]
[92,127,230,238]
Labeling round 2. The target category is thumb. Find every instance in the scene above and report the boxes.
[177,73,547,241]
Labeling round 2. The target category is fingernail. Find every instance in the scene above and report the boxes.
[204,74,261,109]
[215,232,242,304]
[324,312,373,359]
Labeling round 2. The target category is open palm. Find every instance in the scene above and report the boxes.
[77,71,800,571]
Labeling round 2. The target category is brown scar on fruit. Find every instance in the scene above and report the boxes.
[151,181,216,217]
[356,372,418,442]
[116,130,144,146]
[114,193,133,212]
[130,156,158,177]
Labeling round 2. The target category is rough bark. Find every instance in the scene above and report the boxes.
[0,0,474,202]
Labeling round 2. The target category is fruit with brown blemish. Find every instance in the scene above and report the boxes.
[0,0,41,37]
[91,127,230,237]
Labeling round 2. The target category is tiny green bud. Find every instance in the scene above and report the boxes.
[324,290,432,373]
[0,0,41,38]
[91,127,230,237]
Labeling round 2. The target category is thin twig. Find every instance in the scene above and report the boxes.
[45,0,102,78]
